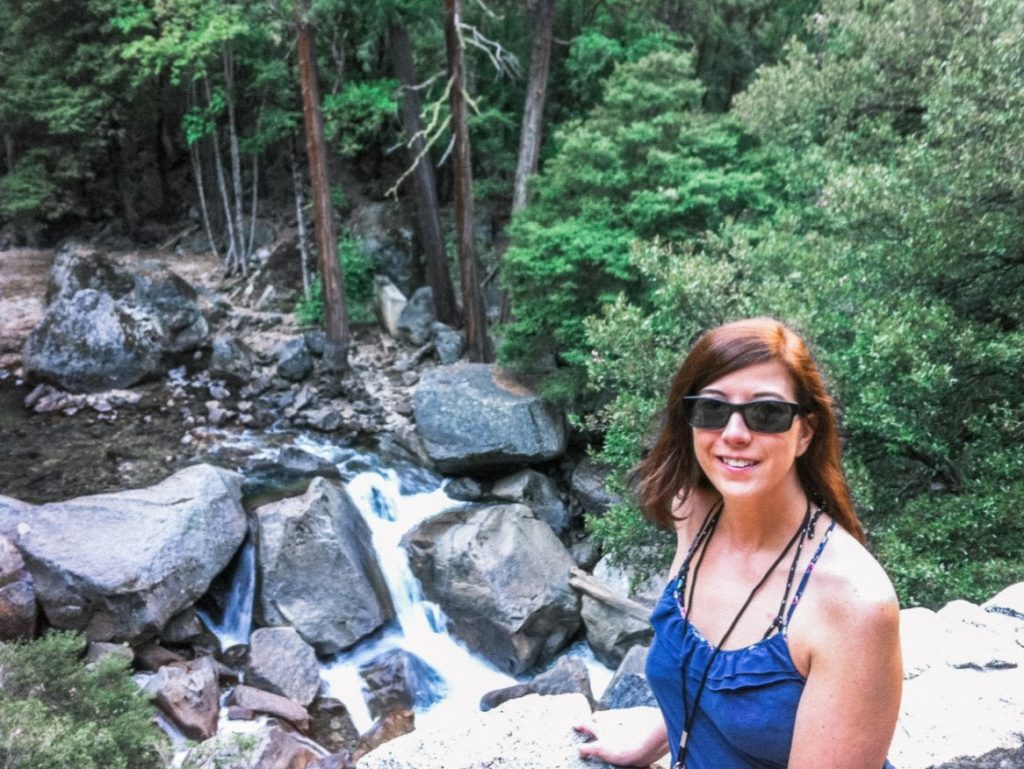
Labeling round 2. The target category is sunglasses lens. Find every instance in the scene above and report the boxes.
[744,401,794,433]
[685,398,798,433]
[687,398,732,429]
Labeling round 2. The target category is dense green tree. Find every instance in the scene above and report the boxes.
[500,49,782,399]
[0,0,147,239]
[582,0,1024,608]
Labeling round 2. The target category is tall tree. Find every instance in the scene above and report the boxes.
[296,0,349,371]
[390,20,460,327]
[511,0,556,213]
[444,0,492,361]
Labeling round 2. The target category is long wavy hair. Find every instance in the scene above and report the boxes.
[637,317,864,543]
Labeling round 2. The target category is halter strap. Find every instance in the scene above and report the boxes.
[783,519,837,627]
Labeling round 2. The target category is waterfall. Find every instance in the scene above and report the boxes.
[320,462,518,733]
[198,536,255,649]
[200,437,613,736]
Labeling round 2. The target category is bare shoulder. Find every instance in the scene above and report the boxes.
[801,522,900,644]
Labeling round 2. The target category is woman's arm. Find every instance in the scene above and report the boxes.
[574,707,668,767]
[789,556,902,769]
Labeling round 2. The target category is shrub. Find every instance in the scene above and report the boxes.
[500,49,782,398]
[294,233,376,326]
[0,631,168,769]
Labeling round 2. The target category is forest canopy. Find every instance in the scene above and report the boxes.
[0,0,1021,607]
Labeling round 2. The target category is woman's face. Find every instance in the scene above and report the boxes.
[691,359,814,505]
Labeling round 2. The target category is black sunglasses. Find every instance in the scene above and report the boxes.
[683,396,803,433]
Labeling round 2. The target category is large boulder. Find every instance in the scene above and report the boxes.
[357,693,615,769]
[23,289,165,391]
[5,464,246,642]
[396,287,435,346]
[255,478,394,654]
[348,201,417,297]
[580,557,661,668]
[413,364,566,473]
[598,644,657,710]
[491,469,571,537]
[180,721,327,769]
[143,656,221,740]
[22,245,208,392]
[245,626,322,706]
[0,534,36,640]
[402,503,580,675]
[889,588,1024,769]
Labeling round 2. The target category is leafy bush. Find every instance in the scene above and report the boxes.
[500,49,782,399]
[322,79,398,157]
[294,233,376,326]
[579,0,1024,608]
[0,631,168,769]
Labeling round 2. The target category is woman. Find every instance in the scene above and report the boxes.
[575,317,902,769]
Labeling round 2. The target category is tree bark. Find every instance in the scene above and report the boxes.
[223,46,248,273]
[390,21,461,328]
[444,0,492,362]
[290,139,313,299]
[511,0,556,214]
[188,79,219,258]
[203,75,240,272]
[296,0,348,372]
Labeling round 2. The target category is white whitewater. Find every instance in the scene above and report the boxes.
[202,436,613,735]
[197,536,255,650]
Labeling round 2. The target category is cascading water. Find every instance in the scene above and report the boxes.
[197,537,256,649]
[203,434,613,736]
[320,458,519,733]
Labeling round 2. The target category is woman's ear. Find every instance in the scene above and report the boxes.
[795,413,816,457]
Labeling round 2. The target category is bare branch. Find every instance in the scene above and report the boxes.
[470,0,500,19]
[437,134,456,167]
[460,22,521,79]
[384,75,457,200]
[403,70,447,93]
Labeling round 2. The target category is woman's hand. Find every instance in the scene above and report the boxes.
[573,707,668,767]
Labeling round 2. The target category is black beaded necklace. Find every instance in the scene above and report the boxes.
[671,500,813,769]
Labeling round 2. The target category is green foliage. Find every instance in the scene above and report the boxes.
[322,79,399,157]
[500,49,781,398]
[0,631,168,769]
[294,233,375,326]
[579,0,1024,608]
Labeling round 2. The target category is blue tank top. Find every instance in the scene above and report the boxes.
[646,521,896,769]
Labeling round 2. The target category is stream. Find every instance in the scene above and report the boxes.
[0,372,612,738]
[199,434,613,735]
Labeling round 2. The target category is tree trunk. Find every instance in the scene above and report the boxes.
[444,0,492,362]
[191,141,219,257]
[188,79,218,257]
[511,0,555,213]
[203,75,240,272]
[290,139,313,299]
[223,47,248,273]
[390,21,460,328]
[296,0,348,372]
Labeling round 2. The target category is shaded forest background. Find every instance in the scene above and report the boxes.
[1,0,1022,608]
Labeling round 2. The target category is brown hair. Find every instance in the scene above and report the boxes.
[637,317,864,543]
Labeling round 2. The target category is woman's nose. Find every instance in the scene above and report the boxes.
[721,410,751,442]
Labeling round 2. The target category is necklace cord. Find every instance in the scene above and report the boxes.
[672,501,812,769]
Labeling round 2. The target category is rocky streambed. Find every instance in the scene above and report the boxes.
[2,240,1024,769]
